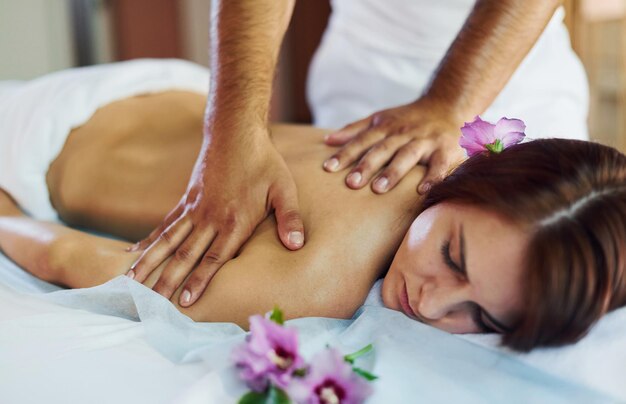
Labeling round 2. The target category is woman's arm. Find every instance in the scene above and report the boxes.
[0,189,68,284]
[0,189,129,287]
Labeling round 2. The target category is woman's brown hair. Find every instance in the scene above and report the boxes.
[421,139,626,351]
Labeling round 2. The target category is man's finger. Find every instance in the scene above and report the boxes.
[127,205,183,252]
[418,149,451,194]
[324,128,385,176]
[129,219,171,252]
[128,216,193,283]
[347,135,409,189]
[179,232,243,307]
[272,179,304,250]
[151,226,217,299]
[372,140,423,193]
[324,118,370,146]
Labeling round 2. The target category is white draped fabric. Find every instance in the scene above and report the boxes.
[308,1,589,141]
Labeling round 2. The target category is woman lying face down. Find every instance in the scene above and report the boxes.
[0,91,624,353]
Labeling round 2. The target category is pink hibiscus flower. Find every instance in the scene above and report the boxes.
[231,314,305,392]
[459,116,526,156]
[288,348,373,404]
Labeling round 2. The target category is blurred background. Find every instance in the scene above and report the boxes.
[0,0,624,151]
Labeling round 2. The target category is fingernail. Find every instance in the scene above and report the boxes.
[181,289,192,305]
[126,269,135,280]
[126,243,138,252]
[324,133,332,142]
[421,182,432,193]
[374,177,389,192]
[347,172,362,186]
[288,231,304,247]
[324,158,339,172]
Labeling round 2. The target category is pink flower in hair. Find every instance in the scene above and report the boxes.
[459,116,526,157]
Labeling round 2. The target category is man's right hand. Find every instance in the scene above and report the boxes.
[128,0,302,307]
[126,126,305,307]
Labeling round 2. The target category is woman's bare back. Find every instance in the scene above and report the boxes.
[33,91,425,326]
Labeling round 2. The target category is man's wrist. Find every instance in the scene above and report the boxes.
[411,95,474,126]
[202,117,271,154]
[204,107,269,137]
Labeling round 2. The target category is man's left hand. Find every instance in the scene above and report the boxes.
[322,100,466,194]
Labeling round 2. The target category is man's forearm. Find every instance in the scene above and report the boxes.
[422,0,563,122]
[205,0,295,138]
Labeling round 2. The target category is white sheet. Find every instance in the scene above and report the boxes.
[0,281,208,403]
[0,252,623,404]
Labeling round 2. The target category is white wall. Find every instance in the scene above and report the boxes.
[0,0,208,80]
[0,0,75,80]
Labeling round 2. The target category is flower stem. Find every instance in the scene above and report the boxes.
[344,344,373,364]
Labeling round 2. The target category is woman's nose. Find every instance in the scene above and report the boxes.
[417,281,470,321]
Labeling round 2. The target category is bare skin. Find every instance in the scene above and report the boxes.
[133,0,563,309]
[129,0,303,310]
[0,91,423,328]
[382,203,529,334]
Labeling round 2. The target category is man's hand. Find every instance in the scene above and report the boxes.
[126,0,301,307]
[322,0,562,194]
[127,129,304,307]
[323,100,466,194]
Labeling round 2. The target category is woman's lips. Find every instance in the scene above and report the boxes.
[400,281,419,321]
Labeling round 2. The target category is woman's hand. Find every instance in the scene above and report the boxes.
[127,128,304,307]
[323,100,466,194]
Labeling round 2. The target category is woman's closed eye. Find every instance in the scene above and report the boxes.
[441,238,499,333]
[441,240,463,275]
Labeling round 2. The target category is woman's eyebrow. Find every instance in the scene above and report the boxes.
[461,225,513,334]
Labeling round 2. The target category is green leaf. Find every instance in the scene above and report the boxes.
[238,386,292,404]
[353,367,379,381]
[268,386,291,404]
[269,307,284,325]
[344,344,373,364]
[238,391,269,404]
